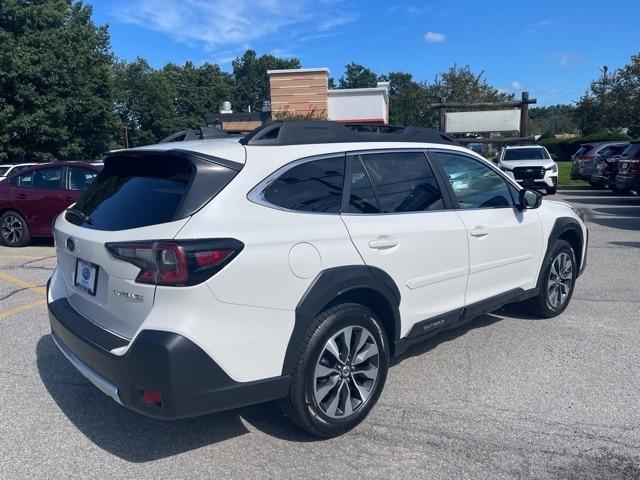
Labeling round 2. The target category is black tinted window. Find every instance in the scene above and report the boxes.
[360,151,443,213]
[67,167,97,191]
[27,167,62,190]
[263,157,344,213]
[68,156,196,230]
[623,143,640,158]
[434,152,514,209]
[347,156,379,213]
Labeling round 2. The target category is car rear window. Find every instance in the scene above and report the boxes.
[0,166,10,176]
[503,148,549,161]
[575,146,592,157]
[67,156,193,230]
[622,143,640,159]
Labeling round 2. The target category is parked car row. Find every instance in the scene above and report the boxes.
[571,140,640,193]
[0,161,102,246]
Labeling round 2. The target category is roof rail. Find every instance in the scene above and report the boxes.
[160,127,242,143]
[240,121,458,146]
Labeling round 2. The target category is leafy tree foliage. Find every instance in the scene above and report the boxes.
[338,62,379,89]
[0,0,116,161]
[529,105,579,135]
[112,59,233,147]
[575,54,640,137]
[232,50,300,112]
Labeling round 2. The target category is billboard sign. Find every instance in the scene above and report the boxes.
[445,109,520,133]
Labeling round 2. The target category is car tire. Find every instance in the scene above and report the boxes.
[279,303,389,438]
[0,211,31,247]
[546,187,557,195]
[528,239,577,318]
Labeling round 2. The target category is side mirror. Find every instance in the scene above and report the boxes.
[518,189,542,210]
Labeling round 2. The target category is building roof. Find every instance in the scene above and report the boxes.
[267,68,330,75]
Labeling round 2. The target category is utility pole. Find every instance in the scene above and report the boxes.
[122,124,130,149]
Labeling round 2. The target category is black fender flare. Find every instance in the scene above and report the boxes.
[282,265,401,375]
[541,217,585,281]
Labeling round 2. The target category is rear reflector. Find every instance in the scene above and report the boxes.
[106,239,244,286]
[141,390,162,406]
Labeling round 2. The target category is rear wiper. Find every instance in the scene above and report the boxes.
[66,207,93,225]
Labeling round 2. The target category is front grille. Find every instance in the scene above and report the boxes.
[513,166,545,180]
[619,162,630,174]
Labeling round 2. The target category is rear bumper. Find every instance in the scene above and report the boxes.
[589,174,609,186]
[615,174,639,191]
[48,294,290,420]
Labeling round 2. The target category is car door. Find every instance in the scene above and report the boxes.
[340,150,469,338]
[11,166,66,236]
[430,150,543,307]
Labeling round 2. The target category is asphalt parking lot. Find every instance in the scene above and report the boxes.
[1,189,639,479]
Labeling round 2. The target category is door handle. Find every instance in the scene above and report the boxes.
[17,193,27,199]
[470,227,490,237]
[369,237,399,250]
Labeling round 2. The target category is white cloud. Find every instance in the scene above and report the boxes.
[111,0,357,52]
[533,19,553,28]
[424,31,446,43]
[555,52,580,68]
[511,81,523,91]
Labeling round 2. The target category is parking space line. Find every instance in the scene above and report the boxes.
[0,255,47,260]
[0,299,46,320]
[0,271,47,297]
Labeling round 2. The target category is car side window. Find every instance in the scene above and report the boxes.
[14,170,35,187]
[358,151,444,213]
[67,167,97,191]
[433,151,515,209]
[32,167,63,190]
[346,156,380,213]
[262,156,345,213]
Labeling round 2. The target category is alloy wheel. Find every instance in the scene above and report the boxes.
[1,215,23,245]
[547,252,573,309]
[313,325,380,419]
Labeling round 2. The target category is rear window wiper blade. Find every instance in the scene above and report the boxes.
[66,207,93,225]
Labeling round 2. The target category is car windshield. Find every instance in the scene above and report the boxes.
[0,166,10,176]
[503,148,549,161]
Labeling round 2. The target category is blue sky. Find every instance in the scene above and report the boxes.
[89,0,639,106]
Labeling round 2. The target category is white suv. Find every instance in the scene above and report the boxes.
[497,145,558,195]
[48,122,587,437]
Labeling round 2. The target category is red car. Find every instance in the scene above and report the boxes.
[0,161,102,246]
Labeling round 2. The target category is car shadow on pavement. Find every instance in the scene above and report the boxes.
[36,335,314,463]
[391,303,540,367]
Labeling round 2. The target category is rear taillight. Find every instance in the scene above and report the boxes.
[105,239,243,286]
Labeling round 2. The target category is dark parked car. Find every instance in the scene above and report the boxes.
[570,142,629,181]
[614,142,640,193]
[589,143,630,189]
[0,161,102,246]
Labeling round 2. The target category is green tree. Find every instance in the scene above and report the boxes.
[232,50,301,112]
[575,54,640,137]
[431,65,514,104]
[529,105,578,135]
[338,62,379,89]
[112,58,176,147]
[0,0,117,162]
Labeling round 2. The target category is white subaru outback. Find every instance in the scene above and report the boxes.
[48,121,587,437]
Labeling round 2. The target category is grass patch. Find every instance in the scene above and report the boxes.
[558,161,589,188]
